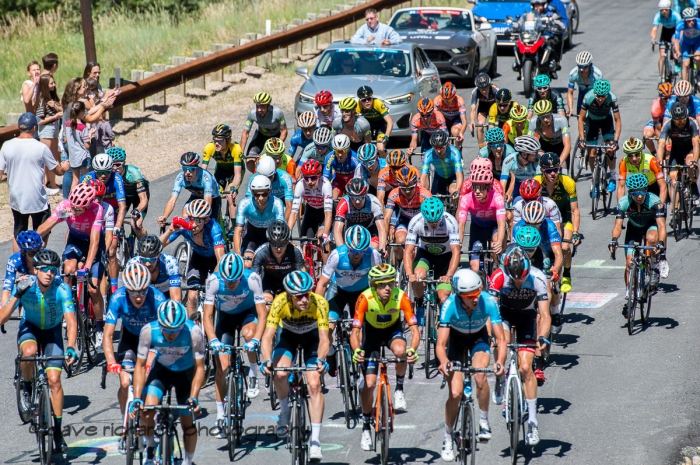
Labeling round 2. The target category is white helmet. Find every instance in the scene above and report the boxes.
[514,135,541,154]
[250,174,272,191]
[452,269,482,294]
[92,153,114,171]
[185,198,212,218]
[122,261,151,292]
[658,0,672,8]
[332,133,351,151]
[313,126,333,145]
[297,111,317,128]
[683,7,697,18]
[674,79,692,97]
[522,200,547,224]
[575,51,593,67]
[256,156,277,177]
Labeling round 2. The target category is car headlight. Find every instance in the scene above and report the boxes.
[298,92,315,104]
[385,93,414,105]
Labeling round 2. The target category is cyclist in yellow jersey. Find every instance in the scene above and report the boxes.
[259,138,297,183]
[203,124,244,219]
[356,86,393,156]
[488,89,516,129]
[350,264,419,451]
[503,104,531,145]
[261,271,329,461]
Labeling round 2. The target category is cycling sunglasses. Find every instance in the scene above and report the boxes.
[433,145,446,151]
[213,138,226,144]
[253,192,270,198]
[535,86,550,92]
[630,189,647,198]
[458,289,481,299]
[349,195,365,201]
[96,170,111,177]
[304,176,320,182]
[316,144,329,151]
[182,166,198,173]
[577,64,590,70]
[37,265,58,274]
[191,217,207,223]
[139,255,159,264]
[336,149,349,155]
[128,289,148,297]
[543,168,559,175]
[292,292,310,300]
[374,280,394,288]
[488,142,505,149]
[112,162,123,169]
[497,103,510,108]
[400,185,416,192]
[627,151,643,159]
[538,113,553,120]
[162,327,182,336]
[473,183,490,192]
[270,242,287,249]
[360,97,373,103]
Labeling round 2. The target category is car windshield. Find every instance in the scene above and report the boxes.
[313,48,412,78]
[390,10,472,31]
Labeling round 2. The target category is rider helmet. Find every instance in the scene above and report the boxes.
[510,104,529,122]
[533,74,551,88]
[17,230,42,251]
[212,124,232,139]
[137,234,163,256]
[346,177,369,196]
[345,225,371,252]
[301,159,323,177]
[338,97,357,111]
[180,151,201,166]
[502,246,531,280]
[495,89,512,104]
[33,249,60,268]
[256,156,277,177]
[315,90,333,106]
[185,199,212,219]
[157,300,187,330]
[514,135,541,153]
[514,225,542,250]
[452,269,482,294]
[267,220,291,243]
[357,86,374,99]
[533,99,553,115]
[593,79,611,97]
[68,183,96,209]
[575,51,593,66]
[475,73,491,89]
[626,173,649,191]
[283,271,314,295]
[522,201,547,224]
[106,147,126,162]
[658,82,673,98]
[622,137,644,154]
[441,82,457,100]
[297,111,317,128]
[470,167,493,184]
[658,0,672,8]
[421,197,444,223]
[470,157,493,174]
[368,264,396,283]
[253,92,272,105]
[395,166,420,188]
[485,127,505,144]
[263,137,286,156]
[249,174,272,191]
[430,130,449,147]
[417,97,435,115]
[519,178,542,200]
[332,133,351,151]
[386,149,407,168]
[538,152,560,169]
[86,179,106,197]
[682,7,697,19]
[671,101,689,121]
[313,126,333,145]
[122,261,151,292]
[674,80,692,97]
[219,253,244,282]
[92,153,113,171]
[357,144,378,164]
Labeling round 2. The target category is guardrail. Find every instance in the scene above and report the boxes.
[0,0,414,145]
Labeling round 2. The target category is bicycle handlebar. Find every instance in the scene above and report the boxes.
[273,366,320,372]
[464,249,496,254]
[291,236,321,243]
[470,123,488,138]
[208,345,247,354]
[18,355,67,362]
[363,357,408,364]
[62,271,97,289]
[142,404,197,412]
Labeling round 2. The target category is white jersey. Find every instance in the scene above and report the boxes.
[316,105,342,128]
[321,246,382,291]
[292,178,333,212]
[512,197,562,224]
[405,213,461,255]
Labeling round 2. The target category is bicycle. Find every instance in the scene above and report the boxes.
[15,353,66,465]
[61,269,98,377]
[469,123,489,139]
[416,270,442,379]
[663,163,696,241]
[100,360,143,465]
[432,193,460,217]
[364,346,409,465]
[141,395,197,465]
[611,242,659,335]
[291,236,325,286]
[116,211,142,272]
[386,240,409,293]
[653,41,678,85]
[333,317,360,428]
[464,244,496,290]
[182,285,213,388]
[586,142,615,219]
[440,359,494,465]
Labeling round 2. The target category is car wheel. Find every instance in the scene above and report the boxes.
[488,47,498,78]
[467,51,480,87]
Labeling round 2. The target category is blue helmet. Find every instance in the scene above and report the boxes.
[357,144,378,164]
[219,252,244,282]
[421,197,444,223]
[514,225,542,250]
[17,230,43,251]
[626,173,649,191]
[283,271,314,295]
[157,300,187,330]
[345,225,371,252]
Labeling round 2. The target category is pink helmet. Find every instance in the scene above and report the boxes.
[470,157,493,174]
[470,168,493,184]
[68,183,96,209]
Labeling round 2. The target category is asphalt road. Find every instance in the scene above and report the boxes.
[2,0,700,464]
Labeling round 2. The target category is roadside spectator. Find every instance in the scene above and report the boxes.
[0,113,70,251]
[35,74,63,194]
[21,61,41,113]
[350,8,402,45]
[83,61,103,96]
[92,113,114,155]
[64,101,94,190]
[41,52,59,76]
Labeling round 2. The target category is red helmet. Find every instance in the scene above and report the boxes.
[86,179,106,197]
[69,183,96,209]
[519,178,541,200]
[301,159,323,177]
[441,82,457,100]
[315,90,333,106]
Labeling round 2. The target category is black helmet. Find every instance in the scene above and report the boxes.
[475,73,491,89]
[33,249,60,268]
[212,124,232,139]
[502,245,531,280]
[357,85,373,99]
[345,177,369,196]
[180,151,201,166]
[137,234,163,256]
[430,130,449,147]
[538,152,561,169]
[266,220,291,243]
[671,101,689,121]
[495,89,512,104]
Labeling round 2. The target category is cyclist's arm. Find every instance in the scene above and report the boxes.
[571,200,581,234]
[376,217,387,252]
[567,88,575,117]
[36,215,59,237]
[551,242,564,275]
[247,272,268,341]
[189,327,206,400]
[280,125,288,142]
[436,325,451,368]
[133,325,153,399]
[561,133,571,159]
[103,322,118,365]
[115,200,127,230]
[403,242,416,278]
[231,165,243,194]
[240,128,250,152]
[203,278,218,341]
[692,135,700,163]
[160,194,178,224]
[469,102,477,129]
[611,217,624,242]
[446,243,461,279]
[0,295,19,325]
[104,227,114,255]
[350,295,368,353]
[159,224,178,248]
[613,110,622,143]
[383,113,394,138]
[284,200,292,222]
[537,297,551,344]
[577,109,587,141]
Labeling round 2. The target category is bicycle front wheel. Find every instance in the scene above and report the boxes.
[65,305,86,377]
[507,378,521,465]
[125,416,142,465]
[379,387,390,465]
[644,263,654,323]
[268,374,278,410]
[572,138,585,181]
[37,384,53,465]
[461,401,476,465]
[626,262,639,335]
[684,184,694,234]
[424,301,434,379]
[84,301,98,364]
[160,430,174,465]
[671,182,683,242]
[591,162,601,219]
[337,342,352,428]
[15,363,33,424]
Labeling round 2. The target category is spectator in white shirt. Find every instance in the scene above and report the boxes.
[350,8,402,46]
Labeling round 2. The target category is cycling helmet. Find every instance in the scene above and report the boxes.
[452,269,482,294]
[256,156,277,177]
[495,88,512,104]
[368,263,396,283]
[417,97,435,115]
[357,144,378,164]
[395,166,420,188]
[659,0,672,8]
[593,79,610,97]
[313,126,333,145]
[157,300,187,330]
[267,220,291,243]
[137,234,163,256]
[575,51,593,66]
[180,151,201,166]
[533,99,553,115]
[185,198,212,218]
[485,127,505,144]
[92,153,113,171]
[622,137,644,154]
[519,178,541,200]
[470,167,493,184]
[253,92,272,105]
[346,177,369,196]
[283,270,314,295]
[430,130,449,147]
[674,79,692,97]
[441,82,457,100]
[212,124,232,139]
[297,111,317,128]
[470,157,493,173]
[502,245,531,280]
[531,0,546,4]
[386,149,407,168]
[510,103,529,122]
[357,85,373,99]
[658,82,673,98]
[219,252,244,282]
[514,225,542,250]
[17,230,42,251]
[33,249,60,268]
[522,201,547,224]
[345,225,371,252]
[301,159,323,177]
[250,174,272,191]
[475,73,491,89]
[683,7,697,19]
[106,147,126,162]
[338,97,357,111]
[315,90,333,106]
[626,173,649,191]
[86,179,106,197]
[539,152,561,169]
[68,183,96,209]
[671,101,689,121]
[122,261,151,292]
[421,197,444,223]
[332,133,351,151]
[533,74,551,88]
[514,135,541,153]
[264,137,286,156]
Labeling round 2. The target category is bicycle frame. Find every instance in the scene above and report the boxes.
[587,143,615,219]
[663,163,696,241]
[211,343,248,458]
[142,399,196,465]
[463,247,496,289]
[611,242,658,334]
[416,270,441,378]
[333,317,360,428]
[291,236,324,286]
[100,362,144,464]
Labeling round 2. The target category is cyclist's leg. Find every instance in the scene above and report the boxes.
[443,333,466,428]
[272,330,294,401]
[17,322,40,393]
[513,313,538,403]
[601,114,617,174]
[302,334,324,424]
[172,366,197,456]
[432,253,454,303]
[468,223,491,271]
[477,108,489,148]
[623,224,645,287]
[359,327,383,415]
[240,224,264,269]
[213,312,235,404]
[239,310,260,367]
[245,130,266,174]
[470,328,492,414]
[88,249,105,322]
[643,120,657,155]
[388,322,408,378]
[681,39,692,81]
[411,249,429,303]
[141,364,168,450]
[585,117,600,172]
[115,334,139,414]
[562,220,574,283]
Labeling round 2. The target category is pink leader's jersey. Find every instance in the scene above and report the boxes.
[49,199,104,240]
[457,189,506,225]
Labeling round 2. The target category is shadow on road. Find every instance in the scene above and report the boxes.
[538,397,571,416]
[223,432,286,461]
[363,447,441,464]
[499,438,573,463]
[551,333,579,350]
[63,395,90,416]
[547,353,579,370]
[644,316,679,330]
[63,445,108,464]
[564,312,595,325]
[657,282,679,294]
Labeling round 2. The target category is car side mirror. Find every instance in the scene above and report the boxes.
[478,21,492,31]
[467,0,476,4]
[421,68,438,79]
[296,67,309,80]
[506,15,514,22]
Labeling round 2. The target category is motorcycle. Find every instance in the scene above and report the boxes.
[507,13,560,96]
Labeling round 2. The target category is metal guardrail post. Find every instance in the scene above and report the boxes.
[131,70,145,110]
[227,39,240,73]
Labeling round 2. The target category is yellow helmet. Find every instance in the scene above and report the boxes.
[338,97,357,111]
[533,99,553,116]
[253,92,272,105]
[510,103,529,122]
